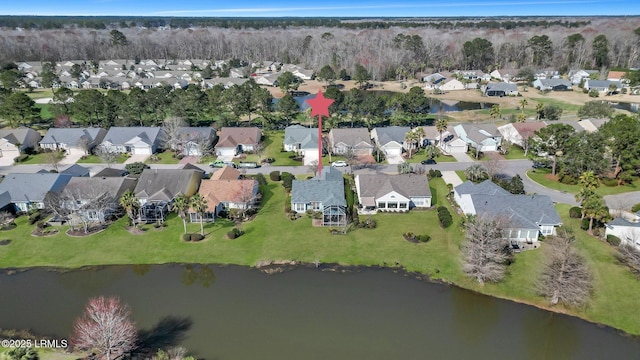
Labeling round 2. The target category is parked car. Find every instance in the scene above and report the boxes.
[331,160,348,167]
[421,159,437,165]
[532,161,550,169]
[209,160,236,168]
[238,162,260,168]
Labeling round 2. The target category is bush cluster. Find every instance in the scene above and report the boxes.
[606,235,621,247]
[632,203,640,213]
[403,232,431,243]
[569,206,582,219]
[28,211,43,225]
[14,154,29,163]
[226,227,243,239]
[427,169,442,179]
[281,172,293,191]
[182,233,204,242]
[601,177,618,187]
[254,173,268,186]
[269,171,281,181]
[437,206,453,228]
[559,174,578,185]
[354,216,377,229]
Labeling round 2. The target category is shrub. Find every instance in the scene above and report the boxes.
[254,173,268,186]
[433,170,442,178]
[631,203,640,213]
[14,154,29,163]
[190,233,204,242]
[227,230,237,239]
[417,234,431,243]
[281,172,293,191]
[606,235,621,247]
[569,206,582,219]
[437,206,453,228]
[588,88,600,97]
[227,227,243,239]
[580,218,590,231]
[601,177,618,187]
[269,171,281,181]
[263,157,275,164]
[35,221,48,229]
[559,174,578,185]
[182,233,191,242]
[428,169,437,179]
[28,212,42,225]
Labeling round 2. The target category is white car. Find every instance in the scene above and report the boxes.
[331,161,348,167]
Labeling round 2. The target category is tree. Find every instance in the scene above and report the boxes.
[616,243,640,279]
[506,174,525,194]
[536,229,592,306]
[72,89,104,126]
[173,195,190,235]
[435,117,448,145]
[119,190,139,227]
[109,29,128,46]
[592,34,610,68]
[45,151,65,172]
[582,193,609,234]
[276,93,299,125]
[162,117,188,152]
[0,92,40,127]
[541,104,563,121]
[519,99,528,114]
[577,101,614,119]
[464,164,489,183]
[462,38,494,70]
[489,104,501,120]
[527,35,554,67]
[397,162,413,174]
[462,216,511,285]
[423,145,439,160]
[564,33,586,67]
[529,123,575,175]
[277,71,298,94]
[562,132,609,178]
[535,102,544,120]
[0,347,39,360]
[600,114,640,177]
[72,296,137,360]
[317,65,336,86]
[189,193,208,236]
[353,64,371,89]
[125,162,149,176]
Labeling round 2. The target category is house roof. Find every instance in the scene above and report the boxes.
[607,71,626,80]
[373,126,411,145]
[284,125,319,149]
[61,164,90,177]
[329,128,373,148]
[587,80,622,89]
[93,168,129,177]
[134,169,201,201]
[0,128,40,146]
[486,82,518,92]
[455,180,510,197]
[197,179,258,212]
[102,127,164,146]
[176,127,216,142]
[472,194,562,229]
[418,126,441,140]
[0,173,72,202]
[357,174,431,203]
[181,163,206,174]
[210,166,241,180]
[607,217,640,228]
[537,78,572,88]
[62,176,137,201]
[291,167,345,207]
[216,127,261,148]
[577,118,609,132]
[509,122,547,139]
[455,123,500,145]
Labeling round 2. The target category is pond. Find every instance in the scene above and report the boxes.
[610,101,639,113]
[0,265,638,359]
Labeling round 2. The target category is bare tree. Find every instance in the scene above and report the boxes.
[462,216,511,285]
[72,296,137,360]
[61,183,116,233]
[193,134,213,161]
[162,117,188,153]
[616,243,640,279]
[46,151,65,172]
[307,160,319,176]
[536,229,593,306]
[96,147,118,168]
[483,157,503,181]
[234,180,259,219]
[253,142,265,163]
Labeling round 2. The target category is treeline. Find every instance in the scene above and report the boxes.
[0,15,591,31]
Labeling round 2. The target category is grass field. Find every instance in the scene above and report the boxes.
[503,146,528,160]
[76,154,128,164]
[0,177,638,335]
[527,169,640,196]
[145,150,180,164]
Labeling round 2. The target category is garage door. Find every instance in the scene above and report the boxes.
[216,148,235,156]
[133,146,152,155]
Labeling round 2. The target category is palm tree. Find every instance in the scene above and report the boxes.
[516,113,527,123]
[578,171,599,191]
[435,118,448,146]
[119,190,139,228]
[464,164,488,183]
[519,98,528,114]
[173,195,190,234]
[535,102,544,120]
[489,104,501,120]
[404,130,420,159]
[190,193,208,236]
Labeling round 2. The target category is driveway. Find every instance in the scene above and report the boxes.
[0,155,15,166]
[385,153,404,164]
[217,153,234,162]
[59,152,84,166]
[124,154,150,164]
[441,171,464,187]
[451,152,474,162]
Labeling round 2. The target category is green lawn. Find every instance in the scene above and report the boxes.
[456,170,467,182]
[503,146,528,160]
[35,104,53,120]
[16,153,57,165]
[406,150,457,164]
[77,154,128,164]
[146,151,180,164]
[0,178,638,335]
[527,169,640,196]
[531,97,582,113]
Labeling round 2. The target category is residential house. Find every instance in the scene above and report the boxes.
[133,169,202,222]
[439,78,466,91]
[371,126,411,158]
[454,70,490,82]
[100,127,166,155]
[422,72,447,90]
[489,69,519,83]
[355,174,431,214]
[454,124,502,152]
[484,82,519,97]
[215,127,262,157]
[568,69,599,85]
[253,73,281,86]
[60,176,137,223]
[189,178,259,222]
[532,78,572,91]
[328,128,374,155]
[40,127,107,155]
[607,71,627,82]
[210,166,241,180]
[605,216,640,250]
[438,127,468,154]
[577,118,609,132]
[497,122,546,148]
[290,166,347,226]
[173,127,217,156]
[0,173,73,212]
[533,70,560,79]
[93,168,129,177]
[0,128,41,160]
[415,125,441,147]
[283,125,320,165]
[584,80,622,94]
[454,180,562,245]
[61,164,91,177]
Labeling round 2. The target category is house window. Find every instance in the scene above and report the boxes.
[540,225,554,236]
[88,211,98,220]
[311,202,322,211]
[388,202,398,209]
[377,202,386,208]
[399,203,408,209]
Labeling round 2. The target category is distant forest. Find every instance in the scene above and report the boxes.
[1,16,639,81]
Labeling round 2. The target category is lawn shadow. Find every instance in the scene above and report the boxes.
[136,316,193,355]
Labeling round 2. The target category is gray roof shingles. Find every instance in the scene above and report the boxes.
[291,167,345,207]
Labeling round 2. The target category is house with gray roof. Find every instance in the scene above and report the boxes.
[371,126,411,158]
[283,125,320,165]
[328,128,373,156]
[532,78,572,91]
[173,127,217,157]
[355,174,431,214]
[134,169,202,222]
[215,127,262,157]
[60,176,137,224]
[291,166,346,226]
[40,127,107,155]
[605,217,640,250]
[61,164,90,177]
[454,180,562,245]
[0,173,73,212]
[100,127,165,155]
[0,128,41,161]
[453,124,502,153]
[484,82,519,97]
[584,80,623,94]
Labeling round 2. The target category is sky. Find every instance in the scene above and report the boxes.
[3,0,639,17]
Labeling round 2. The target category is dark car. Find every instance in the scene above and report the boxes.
[532,161,549,169]
[421,159,437,165]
